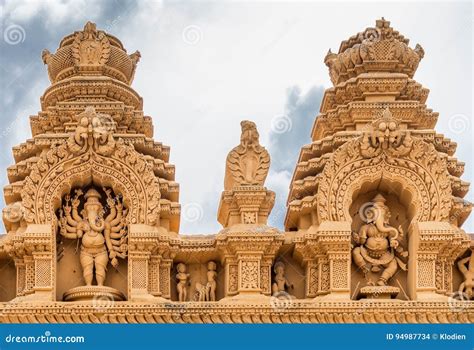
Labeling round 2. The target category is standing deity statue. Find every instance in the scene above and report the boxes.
[352,194,408,286]
[195,261,218,302]
[224,120,270,190]
[59,187,128,287]
[457,249,474,300]
[176,263,190,302]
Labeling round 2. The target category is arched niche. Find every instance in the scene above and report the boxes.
[55,184,129,301]
[349,187,411,300]
[19,138,162,301]
[317,136,452,225]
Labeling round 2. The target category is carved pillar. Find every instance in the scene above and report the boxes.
[23,255,35,295]
[224,257,239,297]
[218,186,275,227]
[148,255,161,296]
[159,258,172,299]
[14,258,26,296]
[294,222,352,300]
[408,221,470,300]
[217,232,283,300]
[128,224,158,301]
[21,224,54,301]
[260,257,272,296]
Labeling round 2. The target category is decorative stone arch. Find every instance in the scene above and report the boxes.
[21,138,161,228]
[317,136,452,224]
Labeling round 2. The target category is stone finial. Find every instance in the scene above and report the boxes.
[224,120,270,190]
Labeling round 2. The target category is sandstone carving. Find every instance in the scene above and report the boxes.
[272,261,294,297]
[457,249,474,300]
[0,19,472,323]
[352,194,408,288]
[176,263,190,302]
[224,120,270,190]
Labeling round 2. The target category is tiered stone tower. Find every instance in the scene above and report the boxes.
[0,19,473,323]
[1,22,180,302]
[286,18,472,301]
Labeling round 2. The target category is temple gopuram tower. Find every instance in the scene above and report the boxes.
[0,19,473,323]
[0,22,180,303]
[286,18,472,302]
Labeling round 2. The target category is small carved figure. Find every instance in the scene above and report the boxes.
[58,187,128,286]
[457,249,474,300]
[69,107,116,155]
[194,261,218,302]
[224,120,270,190]
[2,202,26,234]
[272,261,293,296]
[206,261,217,301]
[352,194,408,286]
[176,263,190,302]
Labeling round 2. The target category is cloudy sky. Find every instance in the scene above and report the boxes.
[0,0,472,234]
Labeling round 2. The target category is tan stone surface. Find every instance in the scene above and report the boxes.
[0,18,473,323]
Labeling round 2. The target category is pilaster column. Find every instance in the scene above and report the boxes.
[408,221,469,300]
[22,224,54,301]
[217,232,283,300]
[159,258,172,299]
[296,221,351,300]
[14,259,26,296]
[129,250,151,298]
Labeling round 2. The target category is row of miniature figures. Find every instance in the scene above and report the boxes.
[175,261,294,302]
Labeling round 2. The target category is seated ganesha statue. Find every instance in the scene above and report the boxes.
[59,187,128,287]
[352,194,408,287]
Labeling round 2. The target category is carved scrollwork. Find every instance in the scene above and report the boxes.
[21,108,161,227]
[71,21,110,66]
[317,108,452,223]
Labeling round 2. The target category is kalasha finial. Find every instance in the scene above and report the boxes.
[376,17,391,29]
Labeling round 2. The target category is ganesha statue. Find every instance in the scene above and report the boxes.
[352,194,408,295]
[58,187,128,301]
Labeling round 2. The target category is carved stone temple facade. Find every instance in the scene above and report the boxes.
[1,19,473,323]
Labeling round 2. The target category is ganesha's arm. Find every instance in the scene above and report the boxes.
[104,227,114,255]
[59,222,78,239]
[458,257,470,275]
[105,203,116,222]
[65,211,78,227]
[71,207,82,223]
[109,206,123,226]
[458,282,465,294]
